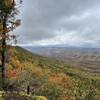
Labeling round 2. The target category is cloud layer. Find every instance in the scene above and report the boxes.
[14,0,100,47]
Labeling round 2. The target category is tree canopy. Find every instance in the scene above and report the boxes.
[0,0,22,90]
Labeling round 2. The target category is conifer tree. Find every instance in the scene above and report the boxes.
[0,0,22,90]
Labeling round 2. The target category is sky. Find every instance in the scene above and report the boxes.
[14,0,100,47]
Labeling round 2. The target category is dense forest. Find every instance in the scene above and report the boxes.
[0,46,100,99]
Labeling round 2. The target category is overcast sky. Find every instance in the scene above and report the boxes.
[14,0,100,47]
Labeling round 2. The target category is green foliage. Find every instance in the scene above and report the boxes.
[13,47,100,99]
[0,46,100,99]
[0,0,14,14]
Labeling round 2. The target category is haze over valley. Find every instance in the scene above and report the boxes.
[25,46,100,73]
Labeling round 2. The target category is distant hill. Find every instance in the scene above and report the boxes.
[0,46,100,99]
[24,46,100,73]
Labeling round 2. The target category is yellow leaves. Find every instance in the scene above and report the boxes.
[32,66,42,75]
[0,22,3,31]
[34,96,47,100]
[22,61,50,78]
[0,23,3,38]
[4,0,14,7]
[59,96,75,100]
[14,60,20,68]
[9,57,21,68]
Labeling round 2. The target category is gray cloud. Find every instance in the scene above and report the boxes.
[14,0,100,47]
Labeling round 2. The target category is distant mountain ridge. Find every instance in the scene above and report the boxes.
[24,46,100,73]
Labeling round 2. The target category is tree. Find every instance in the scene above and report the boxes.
[0,0,22,90]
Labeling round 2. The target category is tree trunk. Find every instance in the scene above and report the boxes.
[1,14,7,90]
[27,85,30,95]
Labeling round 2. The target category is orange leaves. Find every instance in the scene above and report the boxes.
[48,73,75,100]
[7,69,17,78]
[49,73,71,86]
[6,66,21,80]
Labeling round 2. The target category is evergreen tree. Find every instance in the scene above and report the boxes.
[0,0,22,90]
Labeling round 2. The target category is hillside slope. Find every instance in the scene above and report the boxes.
[0,46,100,100]
[26,47,100,73]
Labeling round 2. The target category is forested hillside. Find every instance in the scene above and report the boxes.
[0,46,100,100]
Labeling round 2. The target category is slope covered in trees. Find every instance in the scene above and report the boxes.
[0,46,100,100]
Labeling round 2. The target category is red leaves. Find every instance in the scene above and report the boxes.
[6,69,20,78]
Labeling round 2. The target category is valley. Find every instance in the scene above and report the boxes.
[25,46,100,73]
